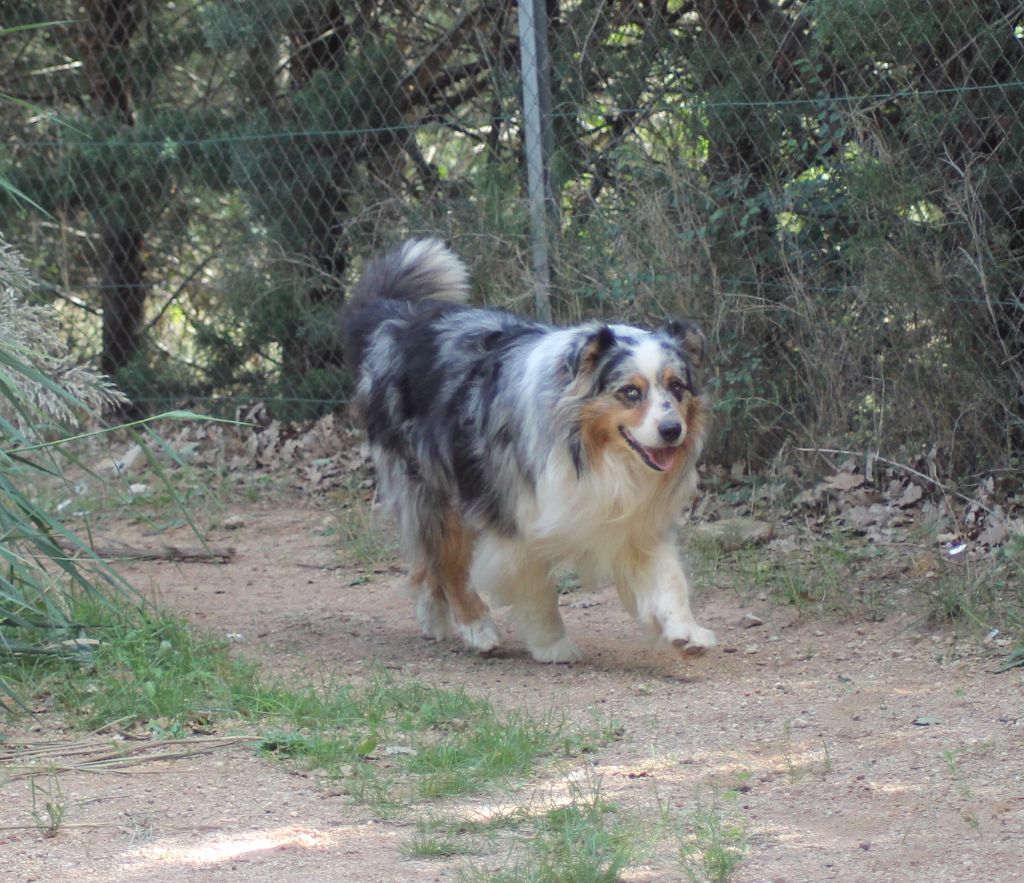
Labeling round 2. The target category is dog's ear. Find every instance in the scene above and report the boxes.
[663,319,706,369]
[572,325,616,377]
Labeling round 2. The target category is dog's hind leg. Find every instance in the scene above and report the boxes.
[472,535,580,663]
[377,455,457,642]
[409,562,453,641]
[429,509,499,653]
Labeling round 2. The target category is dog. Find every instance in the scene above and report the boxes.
[342,238,716,662]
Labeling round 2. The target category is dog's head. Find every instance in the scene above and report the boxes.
[566,320,709,476]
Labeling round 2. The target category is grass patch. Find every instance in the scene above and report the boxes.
[23,426,299,546]
[916,544,1024,635]
[410,710,559,799]
[692,514,1024,639]
[3,599,262,734]
[778,721,834,783]
[4,599,564,811]
[744,534,880,617]
[690,536,857,618]
[457,770,637,883]
[403,825,481,858]
[676,788,748,883]
[404,808,528,859]
[28,766,69,838]
[408,775,752,882]
[324,485,399,572]
[256,676,565,807]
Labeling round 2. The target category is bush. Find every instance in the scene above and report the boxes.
[0,234,134,709]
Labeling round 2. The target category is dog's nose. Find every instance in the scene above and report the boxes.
[658,419,682,443]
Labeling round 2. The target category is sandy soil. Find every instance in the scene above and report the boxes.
[2,497,1022,882]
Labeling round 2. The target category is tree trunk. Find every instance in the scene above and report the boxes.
[81,0,148,381]
[99,229,146,377]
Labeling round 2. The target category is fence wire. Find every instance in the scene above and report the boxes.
[3,1,1023,470]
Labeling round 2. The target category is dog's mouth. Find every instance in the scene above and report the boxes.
[618,427,679,472]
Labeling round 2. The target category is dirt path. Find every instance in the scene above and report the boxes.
[2,498,1022,882]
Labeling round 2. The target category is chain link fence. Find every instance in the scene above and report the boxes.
[3,1,1023,473]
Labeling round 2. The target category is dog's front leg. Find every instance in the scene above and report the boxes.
[472,534,581,663]
[623,543,716,655]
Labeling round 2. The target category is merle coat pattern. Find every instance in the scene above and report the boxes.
[343,239,715,662]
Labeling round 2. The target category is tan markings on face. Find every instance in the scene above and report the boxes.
[663,367,695,408]
[617,375,654,432]
[579,398,619,464]
[579,393,650,464]
[661,367,686,393]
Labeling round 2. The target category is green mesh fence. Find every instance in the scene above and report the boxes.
[3,1,1023,471]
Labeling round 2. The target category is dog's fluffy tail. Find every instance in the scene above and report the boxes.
[349,238,469,311]
[343,238,469,370]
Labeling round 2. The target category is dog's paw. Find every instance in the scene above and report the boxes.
[457,616,501,653]
[416,594,453,641]
[528,636,582,664]
[668,623,717,656]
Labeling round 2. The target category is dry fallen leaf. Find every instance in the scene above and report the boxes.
[976,521,1009,547]
[895,483,923,508]
[825,471,866,492]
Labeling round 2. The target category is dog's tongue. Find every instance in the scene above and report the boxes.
[644,444,677,471]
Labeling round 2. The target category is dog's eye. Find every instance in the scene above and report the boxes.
[618,385,642,404]
[667,378,687,401]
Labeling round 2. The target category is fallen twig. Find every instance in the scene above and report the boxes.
[57,539,236,564]
[0,734,261,779]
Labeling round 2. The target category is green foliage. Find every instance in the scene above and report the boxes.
[0,234,218,713]
[2,2,1023,472]
[0,236,136,708]
[6,591,564,811]
[916,551,1024,635]
[29,767,68,838]
[46,604,256,731]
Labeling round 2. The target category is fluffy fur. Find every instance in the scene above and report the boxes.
[342,238,716,662]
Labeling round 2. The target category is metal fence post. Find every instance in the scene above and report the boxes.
[517,0,555,323]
